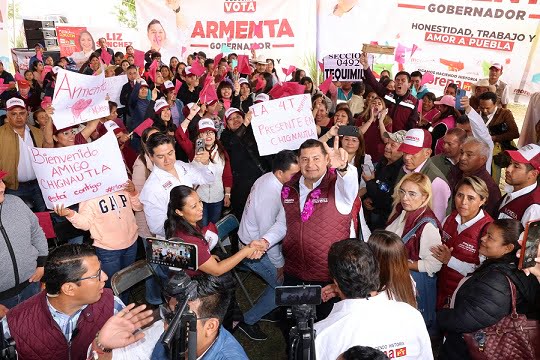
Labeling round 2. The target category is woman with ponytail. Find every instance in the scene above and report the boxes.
[164,185,266,276]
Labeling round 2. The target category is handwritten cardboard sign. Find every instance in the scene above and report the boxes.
[323,53,364,81]
[52,68,110,129]
[28,131,129,209]
[105,74,128,109]
[250,94,317,156]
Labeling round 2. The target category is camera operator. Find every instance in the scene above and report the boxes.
[97,273,249,360]
[314,239,432,360]
[1,244,127,360]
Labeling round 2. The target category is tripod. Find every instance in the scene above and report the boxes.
[288,304,317,360]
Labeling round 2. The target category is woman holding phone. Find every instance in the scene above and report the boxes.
[175,118,233,226]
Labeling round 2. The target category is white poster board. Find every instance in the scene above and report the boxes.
[323,53,364,81]
[250,94,317,156]
[52,68,110,129]
[105,74,128,109]
[28,131,129,209]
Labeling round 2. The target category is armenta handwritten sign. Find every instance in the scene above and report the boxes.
[52,68,110,129]
[27,131,129,209]
[250,94,317,156]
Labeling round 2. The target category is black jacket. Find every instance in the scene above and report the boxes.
[438,257,540,360]
[220,124,270,218]
[365,157,404,228]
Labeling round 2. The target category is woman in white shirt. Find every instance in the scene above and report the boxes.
[176,118,233,226]
[386,172,442,331]
[340,131,373,198]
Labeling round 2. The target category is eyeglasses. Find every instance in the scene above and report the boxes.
[73,268,102,282]
[398,188,422,199]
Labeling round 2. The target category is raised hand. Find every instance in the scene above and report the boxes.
[323,136,348,170]
[460,96,471,112]
[54,204,74,218]
[97,303,154,350]
[321,284,340,302]
[359,52,369,70]
[123,180,136,195]
[244,110,253,127]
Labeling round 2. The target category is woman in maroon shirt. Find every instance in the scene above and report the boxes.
[164,185,266,276]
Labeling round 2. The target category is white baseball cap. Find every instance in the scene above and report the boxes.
[224,107,244,120]
[506,144,540,171]
[154,98,170,113]
[238,78,250,86]
[6,98,26,111]
[254,93,270,103]
[139,79,149,88]
[164,80,174,90]
[490,62,503,71]
[198,118,217,133]
[398,129,432,155]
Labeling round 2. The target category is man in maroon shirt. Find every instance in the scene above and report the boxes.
[359,53,419,131]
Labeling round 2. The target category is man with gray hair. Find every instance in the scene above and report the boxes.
[448,136,501,215]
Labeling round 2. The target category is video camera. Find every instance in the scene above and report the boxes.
[276,285,322,360]
[146,237,199,360]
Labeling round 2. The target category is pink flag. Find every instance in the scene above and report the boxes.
[41,65,53,82]
[175,80,182,94]
[181,46,187,57]
[236,55,252,75]
[214,53,224,66]
[190,60,206,77]
[148,60,158,83]
[411,44,419,57]
[41,96,52,109]
[282,65,296,77]
[268,83,284,99]
[100,50,112,65]
[319,74,333,95]
[15,72,25,82]
[199,81,218,103]
[133,118,155,137]
[134,49,145,69]
[318,61,324,72]
[394,43,409,65]
[420,72,435,86]
[255,76,265,91]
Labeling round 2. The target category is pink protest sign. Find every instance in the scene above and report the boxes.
[52,68,110,129]
[27,131,129,209]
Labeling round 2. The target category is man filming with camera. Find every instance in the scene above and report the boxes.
[99,273,248,360]
[314,238,432,360]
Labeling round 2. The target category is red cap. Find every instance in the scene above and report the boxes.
[506,144,540,171]
[398,129,432,155]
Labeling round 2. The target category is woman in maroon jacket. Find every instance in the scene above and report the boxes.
[431,176,493,309]
[164,185,266,277]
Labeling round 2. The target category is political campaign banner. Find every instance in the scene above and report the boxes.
[323,53,364,81]
[135,0,317,74]
[250,94,317,156]
[317,0,540,104]
[105,74,128,108]
[56,25,139,69]
[10,49,34,75]
[28,131,129,209]
[52,68,110,129]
